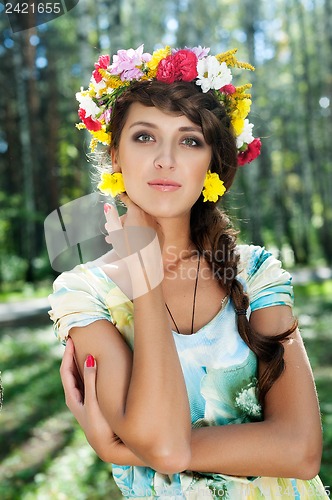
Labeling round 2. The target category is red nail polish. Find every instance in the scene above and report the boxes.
[86,354,95,367]
[104,203,111,213]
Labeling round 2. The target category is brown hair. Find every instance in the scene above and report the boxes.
[110,80,296,407]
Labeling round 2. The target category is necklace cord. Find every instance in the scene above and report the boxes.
[165,254,201,335]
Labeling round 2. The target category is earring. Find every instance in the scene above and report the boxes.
[201,170,226,202]
[97,172,126,197]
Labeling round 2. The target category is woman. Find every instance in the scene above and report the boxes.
[49,45,328,498]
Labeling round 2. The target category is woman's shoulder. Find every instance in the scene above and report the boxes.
[236,244,294,311]
[236,244,274,277]
[48,250,133,343]
[52,250,130,297]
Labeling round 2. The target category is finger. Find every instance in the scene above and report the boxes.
[83,354,98,406]
[60,338,84,405]
[60,336,75,377]
[104,203,122,231]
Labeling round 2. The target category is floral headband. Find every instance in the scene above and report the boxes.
[76,45,261,167]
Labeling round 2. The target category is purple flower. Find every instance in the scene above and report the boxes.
[109,44,151,81]
[102,108,112,124]
[186,45,210,59]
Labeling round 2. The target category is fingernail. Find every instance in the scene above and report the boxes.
[86,354,95,367]
[104,203,112,214]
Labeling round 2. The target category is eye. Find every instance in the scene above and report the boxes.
[135,133,154,143]
[181,137,202,147]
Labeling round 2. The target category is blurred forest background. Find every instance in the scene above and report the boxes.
[0,0,332,289]
[0,0,331,497]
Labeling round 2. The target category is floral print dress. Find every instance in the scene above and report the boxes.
[48,245,328,499]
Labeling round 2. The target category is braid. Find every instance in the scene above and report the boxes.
[191,205,297,407]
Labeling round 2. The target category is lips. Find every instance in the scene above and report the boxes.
[148,178,182,187]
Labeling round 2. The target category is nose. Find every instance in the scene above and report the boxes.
[153,143,176,170]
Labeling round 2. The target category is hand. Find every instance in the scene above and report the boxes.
[60,338,124,458]
[104,193,164,252]
[118,192,161,230]
[103,197,164,296]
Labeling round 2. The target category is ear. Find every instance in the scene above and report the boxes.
[111,147,121,173]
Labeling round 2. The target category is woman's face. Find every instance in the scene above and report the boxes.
[112,103,212,218]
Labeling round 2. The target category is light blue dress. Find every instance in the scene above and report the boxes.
[48,244,328,499]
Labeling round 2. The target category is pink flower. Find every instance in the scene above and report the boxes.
[237,138,262,165]
[93,55,110,83]
[156,55,176,83]
[102,108,112,124]
[188,46,210,59]
[109,45,151,81]
[78,108,102,131]
[220,84,236,94]
[173,50,198,81]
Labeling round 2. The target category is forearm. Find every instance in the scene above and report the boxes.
[123,279,191,458]
[189,421,319,480]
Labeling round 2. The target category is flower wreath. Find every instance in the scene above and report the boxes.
[76,44,262,167]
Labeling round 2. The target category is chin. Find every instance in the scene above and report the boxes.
[127,189,199,219]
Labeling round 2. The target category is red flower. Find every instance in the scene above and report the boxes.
[156,55,176,83]
[93,55,110,83]
[220,84,236,95]
[173,50,198,81]
[78,108,102,132]
[92,69,103,83]
[237,138,262,166]
[96,55,110,69]
[157,50,198,84]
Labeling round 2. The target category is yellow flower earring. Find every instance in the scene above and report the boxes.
[201,170,226,202]
[97,172,126,197]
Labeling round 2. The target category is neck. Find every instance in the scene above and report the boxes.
[156,215,194,270]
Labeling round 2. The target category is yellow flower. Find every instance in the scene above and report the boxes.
[89,138,99,152]
[202,170,226,202]
[146,46,171,77]
[231,98,251,135]
[237,98,251,118]
[90,129,111,145]
[231,116,245,136]
[233,83,252,97]
[216,49,255,71]
[75,123,86,130]
[98,172,126,197]
[88,84,97,98]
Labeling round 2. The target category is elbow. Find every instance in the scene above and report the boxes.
[130,433,191,474]
[290,433,322,480]
[295,447,322,480]
[149,445,191,474]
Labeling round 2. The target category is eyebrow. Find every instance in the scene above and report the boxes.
[129,121,203,134]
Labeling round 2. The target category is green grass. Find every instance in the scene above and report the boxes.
[0,324,122,500]
[0,280,331,497]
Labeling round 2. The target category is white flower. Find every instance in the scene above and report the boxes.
[236,119,255,148]
[90,78,107,97]
[196,56,232,93]
[235,386,261,417]
[75,92,100,118]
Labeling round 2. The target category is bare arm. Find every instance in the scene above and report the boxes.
[70,280,191,474]
[68,200,190,472]
[188,305,322,480]
[66,305,322,480]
